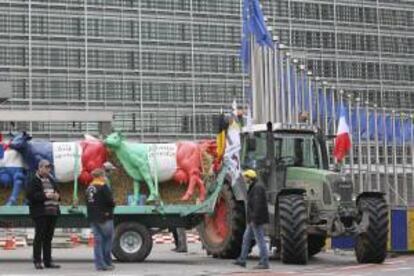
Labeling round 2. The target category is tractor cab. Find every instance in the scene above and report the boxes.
[240,122,329,201]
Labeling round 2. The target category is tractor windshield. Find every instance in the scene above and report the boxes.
[276,133,321,169]
[241,131,322,169]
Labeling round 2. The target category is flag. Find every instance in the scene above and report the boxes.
[333,105,352,162]
[215,112,228,166]
[224,115,242,184]
[240,0,273,73]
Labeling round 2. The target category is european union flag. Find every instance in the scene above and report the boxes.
[240,0,274,73]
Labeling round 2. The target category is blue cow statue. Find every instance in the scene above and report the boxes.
[9,132,52,172]
[0,146,26,205]
[9,132,108,185]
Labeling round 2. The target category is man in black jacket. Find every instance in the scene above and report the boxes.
[26,159,61,270]
[234,169,270,269]
[86,168,116,271]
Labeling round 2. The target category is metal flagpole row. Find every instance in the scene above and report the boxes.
[244,6,414,207]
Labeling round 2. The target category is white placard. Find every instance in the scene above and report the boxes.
[53,142,83,182]
[147,144,177,182]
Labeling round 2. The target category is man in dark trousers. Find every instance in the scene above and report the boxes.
[234,169,270,269]
[26,159,61,269]
[86,168,116,271]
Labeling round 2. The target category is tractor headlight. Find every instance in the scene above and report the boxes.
[351,193,357,202]
[333,193,341,202]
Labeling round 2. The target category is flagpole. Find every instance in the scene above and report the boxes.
[374,104,380,191]
[411,113,414,205]
[279,44,286,123]
[261,45,267,123]
[347,93,355,187]
[263,45,269,123]
[292,59,299,123]
[401,114,407,205]
[365,101,372,191]
[382,107,390,204]
[315,77,321,127]
[300,65,306,112]
[286,54,292,123]
[356,97,363,194]
[250,36,258,123]
[323,81,329,134]
[331,86,337,135]
[307,71,313,124]
[392,110,398,205]
[273,36,280,123]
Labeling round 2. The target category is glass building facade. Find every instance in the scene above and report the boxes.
[0,0,413,140]
[0,0,244,140]
[264,0,414,110]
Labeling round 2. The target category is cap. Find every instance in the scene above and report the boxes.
[242,169,257,180]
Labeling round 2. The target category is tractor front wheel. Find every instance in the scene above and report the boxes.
[279,194,308,264]
[355,196,388,263]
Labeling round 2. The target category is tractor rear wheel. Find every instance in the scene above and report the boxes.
[279,194,308,264]
[198,183,245,259]
[355,196,388,263]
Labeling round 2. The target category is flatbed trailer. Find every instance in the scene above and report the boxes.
[0,166,228,262]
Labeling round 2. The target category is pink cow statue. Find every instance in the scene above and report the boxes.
[172,140,216,201]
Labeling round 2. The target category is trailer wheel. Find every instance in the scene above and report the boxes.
[308,234,326,257]
[112,222,153,262]
[279,194,308,264]
[355,196,388,264]
[198,183,245,259]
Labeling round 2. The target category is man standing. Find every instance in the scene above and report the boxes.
[86,168,116,271]
[26,159,61,270]
[234,169,270,269]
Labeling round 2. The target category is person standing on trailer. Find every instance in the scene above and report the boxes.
[86,168,116,271]
[26,159,61,270]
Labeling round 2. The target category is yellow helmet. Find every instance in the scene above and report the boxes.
[242,169,257,180]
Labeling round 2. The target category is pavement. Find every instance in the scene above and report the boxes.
[0,244,414,276]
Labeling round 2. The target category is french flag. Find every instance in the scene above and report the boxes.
[333,105,351,162]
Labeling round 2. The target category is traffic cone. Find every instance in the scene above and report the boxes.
[87,233,94,247]
[4,236,16,250]
[70,233,80,246]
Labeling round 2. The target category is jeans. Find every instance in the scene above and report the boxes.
[32,216,57,265]
[91,220,114,270]
[237,223,269,266]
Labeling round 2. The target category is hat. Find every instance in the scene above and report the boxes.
[38,159,52,169]
[103,161,116,171]
[242,169,257,180]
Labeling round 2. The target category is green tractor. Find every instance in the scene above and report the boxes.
[198,122,388,264]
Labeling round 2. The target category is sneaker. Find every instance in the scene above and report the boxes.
[253,263,269,269]
[233,260,246,268]
[105,265,115,271]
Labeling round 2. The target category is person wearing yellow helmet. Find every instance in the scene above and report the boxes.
[242,169,257,181]
[234,169,270,270]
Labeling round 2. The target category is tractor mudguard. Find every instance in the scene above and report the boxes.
[226,173,247,202]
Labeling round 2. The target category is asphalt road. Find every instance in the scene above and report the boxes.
[0,244,414,276]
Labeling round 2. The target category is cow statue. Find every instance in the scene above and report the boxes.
[0,146,26,205]
[9,132,107,185]
[104,132,215,203]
